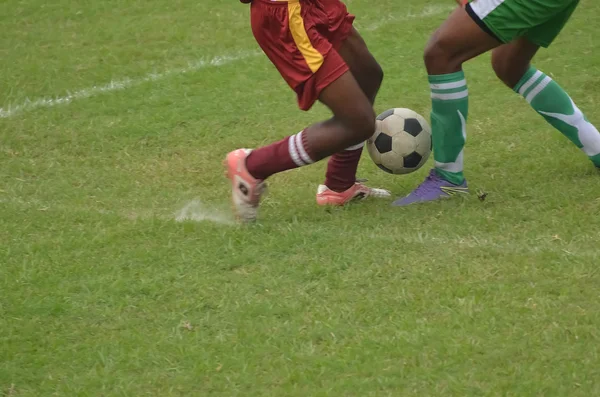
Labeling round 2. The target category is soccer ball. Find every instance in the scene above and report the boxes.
[367,108,432,175]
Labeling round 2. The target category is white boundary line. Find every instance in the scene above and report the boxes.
[361,4,454,32]
[0,50,262,119]
[0,5,454,120]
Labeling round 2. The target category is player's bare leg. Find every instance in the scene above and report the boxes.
[492,38,600,168]
[424,7,500,76]
[318,27,390,204]
[226,70,379,222]
[338,28,383,103]
[491,38,539,88]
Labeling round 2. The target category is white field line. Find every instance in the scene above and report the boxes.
[360,4,455,32]
[0,50,261,119]
[0,5,454,119]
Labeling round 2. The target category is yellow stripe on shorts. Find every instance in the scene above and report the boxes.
[287,2,324,74]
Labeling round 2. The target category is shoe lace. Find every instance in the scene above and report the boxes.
[412,172,441,197]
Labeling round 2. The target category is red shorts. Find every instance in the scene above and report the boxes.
[250,0,355,111]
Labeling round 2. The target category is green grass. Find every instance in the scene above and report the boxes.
[1,0,600,395]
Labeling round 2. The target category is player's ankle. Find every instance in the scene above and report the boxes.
[244,152,266,181]
[435,168,465,185]
[322,180,354,193]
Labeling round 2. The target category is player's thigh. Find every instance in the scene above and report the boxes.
[319,68,374,138]
[300,69,373,157]
[491,38,540,87]
[305,1,382,100]
[424,6,500,74]
[337,27,383,102]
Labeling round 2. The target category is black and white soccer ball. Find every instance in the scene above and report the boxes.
[367,108,432,175]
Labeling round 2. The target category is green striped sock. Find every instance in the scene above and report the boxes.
[515,67,600,167]
[430,71,469,185]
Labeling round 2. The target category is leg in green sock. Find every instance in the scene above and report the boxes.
[514,67,600,167]
[430,71,469,184]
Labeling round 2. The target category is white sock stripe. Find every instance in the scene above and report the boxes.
[345,141,365,151]
[431,90,469,101]
[518,70,543,96]
[435,160,464,174]
[430,79,467,90]
[526,76,552,104]
[288,133,306,167]
[295,132,313,164]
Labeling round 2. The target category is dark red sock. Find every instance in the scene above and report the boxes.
[246,131,315,180]
[324,144,364,192]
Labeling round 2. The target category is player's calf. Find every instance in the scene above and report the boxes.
[491,39,539,88]
[243,71,375,183]
[302,72,376,160]
[492,40,600,168]
[514,70,600,168]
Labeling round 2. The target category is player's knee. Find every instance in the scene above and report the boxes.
[424,42,451,74]
[348,106,376,144]
[491,52,528,88]
[356,109,377,143]
[371,61,384,87]
[424,37,462,74]
[367,62,384,102]
[491,52,514,87]
[357,60,384,101]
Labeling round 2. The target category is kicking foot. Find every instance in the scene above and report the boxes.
[224,149,267,223]
[316,182,391,206]
[392,169,469,206]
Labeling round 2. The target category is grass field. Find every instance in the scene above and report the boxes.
[2,0,600,395]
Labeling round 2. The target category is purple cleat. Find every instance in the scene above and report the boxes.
[392,169,469,206]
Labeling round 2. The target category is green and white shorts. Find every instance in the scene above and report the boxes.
[466,0,580,47]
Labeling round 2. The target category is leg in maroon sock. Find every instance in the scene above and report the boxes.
[246,131,314,180]
[325,28,384,191]
[324,142,364,192]
[244,71,375,181]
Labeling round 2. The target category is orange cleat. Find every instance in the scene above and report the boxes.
[224,149,267,223]
[316,182,391,206]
